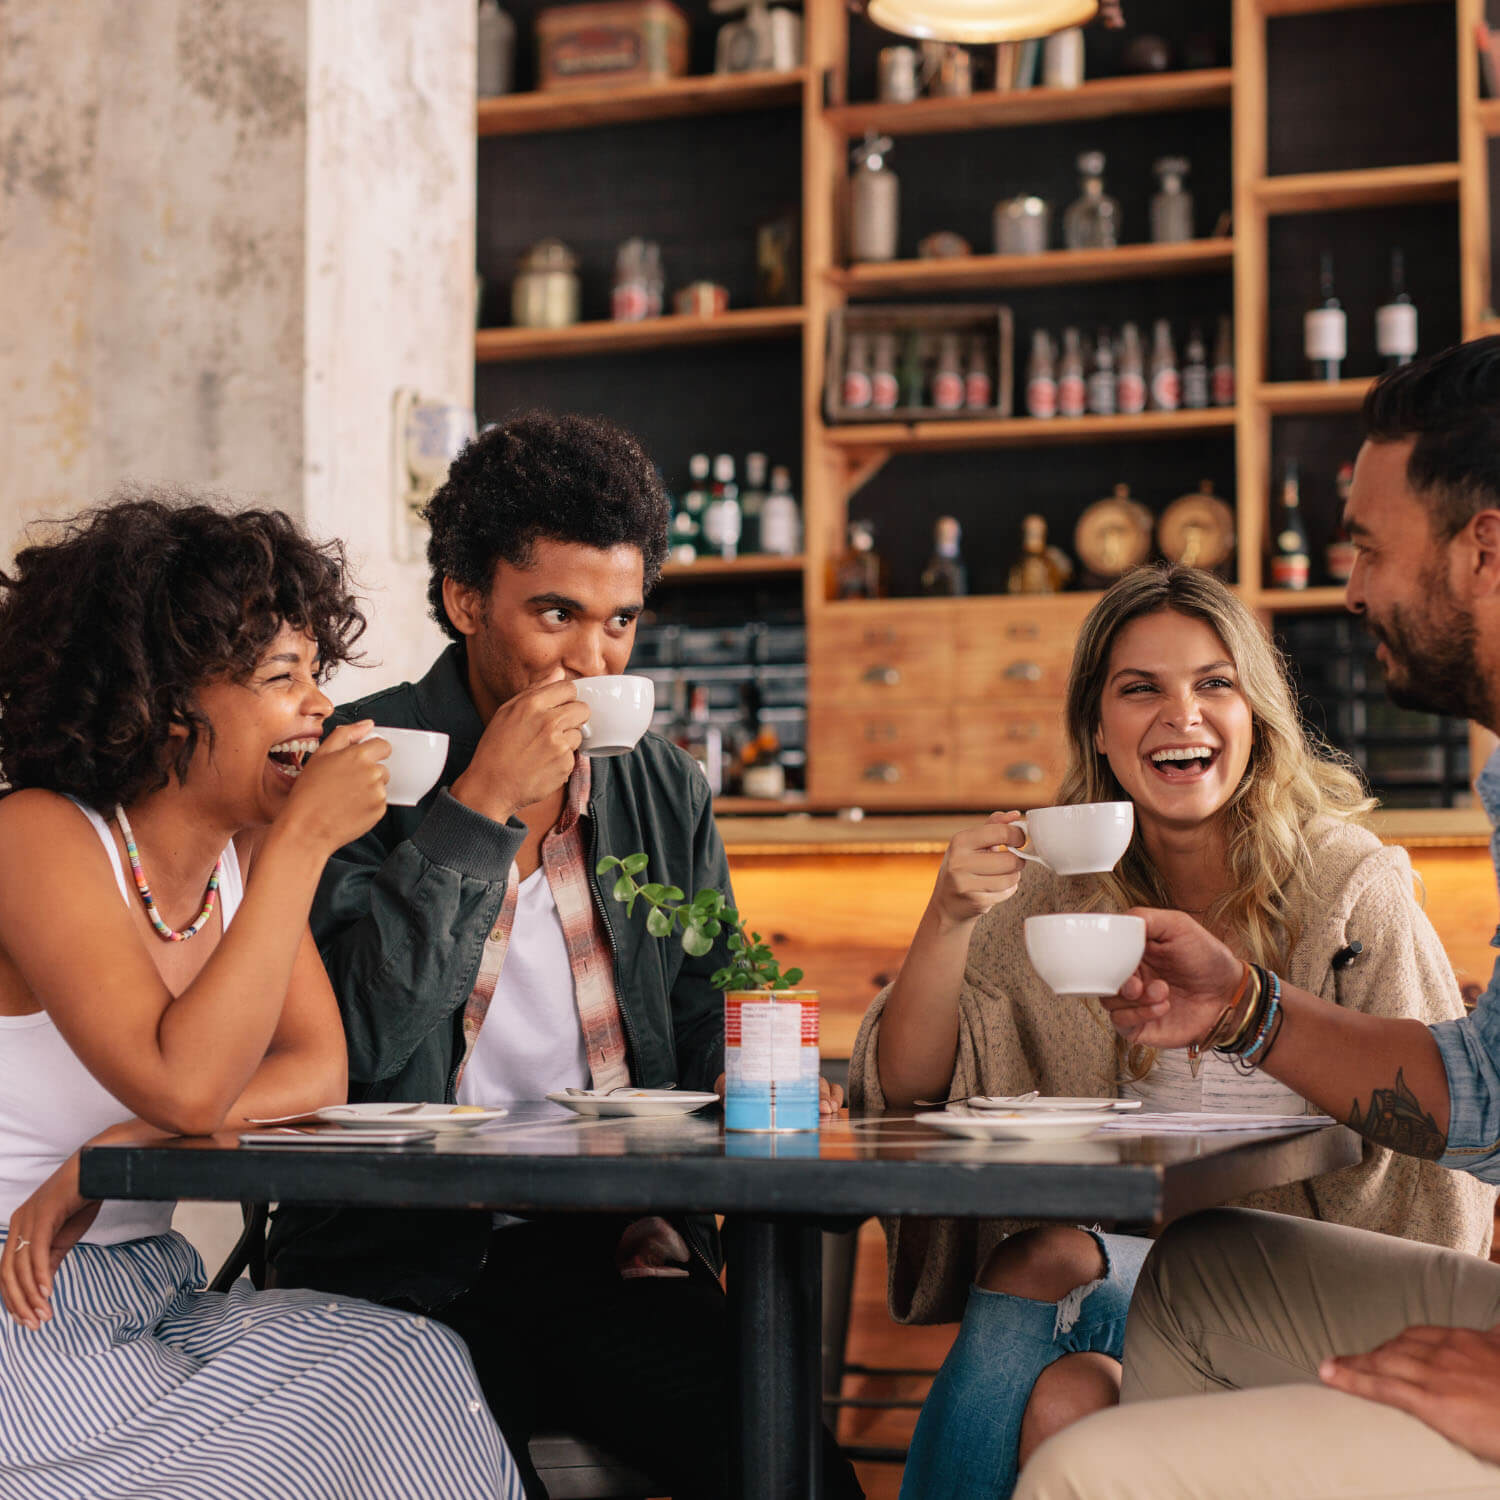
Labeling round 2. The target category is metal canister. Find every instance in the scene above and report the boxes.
[877,46,921,102]
[850,134,899,263]
[511,239,580,328]
[994,195,1051,255]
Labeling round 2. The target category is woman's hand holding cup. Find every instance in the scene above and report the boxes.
[280,720,391,855]
[930,812,1026,926]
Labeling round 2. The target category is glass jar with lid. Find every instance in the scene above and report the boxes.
[512,239,581,329]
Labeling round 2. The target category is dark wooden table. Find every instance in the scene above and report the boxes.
[81,1106,1359,1500]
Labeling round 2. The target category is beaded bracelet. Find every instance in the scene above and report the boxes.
[1187,962,1256,1078]
[1236,968,1283,1072]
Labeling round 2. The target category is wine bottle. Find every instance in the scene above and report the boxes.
[1117,323,1147,415]
[1211,313,1235,407]
[1086,326,1117,415]
[920,516,968,596]
[1375,248,1418,370]
[1304,253,1346,382]
[1148,319,1180,412]
[1181,322,1209,409]
[1027,330,1059,419]
[1270,461,1311,590]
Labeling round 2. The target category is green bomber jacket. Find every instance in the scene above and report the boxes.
[266,644,730,1307]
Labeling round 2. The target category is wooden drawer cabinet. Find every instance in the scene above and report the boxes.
[810,605,954,706]
[807,707,953,807]
[954,704,1070,805]
[953,597,1092,703]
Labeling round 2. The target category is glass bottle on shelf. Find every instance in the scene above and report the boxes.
[1087,326,1117,415]
[759,465,802,556]
[933,333,965,411]
[1270,460,1311,590]
[920,515,968,596]
[682,685,724,795]
[1026,329,1058,418]
[1008,513,1074,595]
[831,518,887,599]
[964,336,992,409]
[1149,156,1193,244]
[871,332,899,411]
[1056,327,1085,417]
[1063,151,1120,250]
[669,452,710,564]
[898,332,926,408]
[842,332,873,410]
[850,133,900,263]
[1326,460,1357,584]
[1117,322,1146,414]
[1211,313,1236,406]
[1304,252,1347,382]
[1181,322,1209,409]
[1149,319,1180,411]
[740,451,768,554]
[702,453,742,560]
[1375,248,1418,370]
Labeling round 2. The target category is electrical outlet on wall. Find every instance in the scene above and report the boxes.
[391,388,475,562]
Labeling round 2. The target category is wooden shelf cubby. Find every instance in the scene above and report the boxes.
[475,308,805,363]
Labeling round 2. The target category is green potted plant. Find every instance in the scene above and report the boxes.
[598,853,820,1131]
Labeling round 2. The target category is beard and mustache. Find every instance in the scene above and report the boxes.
[1363,563,1491,724]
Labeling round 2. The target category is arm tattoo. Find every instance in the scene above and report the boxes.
[1347,1068,1446,1160]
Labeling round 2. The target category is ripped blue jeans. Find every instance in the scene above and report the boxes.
[898,1231,1152,1500]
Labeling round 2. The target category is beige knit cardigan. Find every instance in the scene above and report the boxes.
[849,818,1497,1325]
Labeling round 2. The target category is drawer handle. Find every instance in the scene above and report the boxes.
[863,762,902,783]
[862,722,898,743]
[1004,661,1043,683]
[863,665,902,686]
[1005,721,1041,742]
[1006,622,1040,640]
[1004,761,1045,784]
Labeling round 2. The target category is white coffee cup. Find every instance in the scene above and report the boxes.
[1013,801,1134,876]
[1024,914,1146,997]
[574,675,655,757]
[364,727,450,806]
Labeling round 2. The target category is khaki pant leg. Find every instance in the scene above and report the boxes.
[1013,1385,1500,1500]
[1120,1208,1500,1402]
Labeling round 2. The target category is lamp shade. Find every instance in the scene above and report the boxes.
[864,0,1096,44]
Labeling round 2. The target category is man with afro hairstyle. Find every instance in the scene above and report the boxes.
[268,410,859,1500]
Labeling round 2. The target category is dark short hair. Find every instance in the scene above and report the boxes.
[423,410,670,642]
[0,489,364,809]
[1363,336,1500,539]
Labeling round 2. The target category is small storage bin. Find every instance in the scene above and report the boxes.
[536,0,689,91]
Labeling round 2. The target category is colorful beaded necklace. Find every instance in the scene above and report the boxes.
[114,804,223,943]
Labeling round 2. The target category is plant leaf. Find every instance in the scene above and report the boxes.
[612,875,635,903]
[646,906,673,938]
[681,926,714,957]
[709,967,733,989]
[783,968,804,986]
[660,886,684,902]
[596,856,620,875]
[638,882,666,903]
[702,918,722,938]
[622,852,650,876]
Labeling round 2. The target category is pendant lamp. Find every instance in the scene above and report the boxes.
[862,0,1097,44]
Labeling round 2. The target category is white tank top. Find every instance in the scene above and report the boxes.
[0,799,243,1244]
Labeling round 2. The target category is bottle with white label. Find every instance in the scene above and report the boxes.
[669,453,710,564]
[1027,329,1058,418]
[964,336,992,409]
[702,453,742,560]
[759,466,802,556]
[1086,327,1117,415]
[1211,313,1236,406]
[1181,322,1209,409]
[1057,327,1085,418]
[740,451,768,554]
[871,333,899,411]
[1304,252,1346,382]
[842,333,873,410]
[1116,322,1146,414]
[1149,319,1180,411]
[1376,248,1418,370]
[932,333,965,411]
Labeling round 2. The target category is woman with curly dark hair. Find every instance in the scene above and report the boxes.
[0,492,523,1500]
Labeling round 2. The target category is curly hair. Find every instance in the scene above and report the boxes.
[0,489,365,809]
[423,410,670,642]
[1055,566,1374,1080]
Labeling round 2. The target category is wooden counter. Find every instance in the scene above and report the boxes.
[718,810,1498,1058]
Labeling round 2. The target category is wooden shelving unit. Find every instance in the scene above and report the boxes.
[476,68,807,136]
[824,68,1233,138]
[1251,585,1349,613]
[1253,161,1461,215]
[830,238,1234,297]
[661,553,805,580]
[822,407,1235,453]
[475,308,805,362]
[1476,98,1500,136]
[1256,378,1375,414]
[1260,0,1448,14]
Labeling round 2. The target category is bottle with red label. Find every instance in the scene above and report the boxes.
[1026,329,1058,418]
[1211,313,1235,406]
[964,335,992,409]
[1270,460,1311,590]
[933,333,965,411]
[871,332,899,411]
[1149,319,1181,411]
[842,332,873,410]
[1117,322,1146,414]
[1056,327,1085,417]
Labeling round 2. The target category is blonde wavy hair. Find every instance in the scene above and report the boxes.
[1056,567,1373,1073]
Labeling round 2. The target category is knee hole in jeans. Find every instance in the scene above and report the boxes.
[976,1226,1107,1303]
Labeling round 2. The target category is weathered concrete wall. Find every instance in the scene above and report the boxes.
[303,0,474,692]
[0,0,474,696]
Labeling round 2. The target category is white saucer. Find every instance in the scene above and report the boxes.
[964,1096,1141,1114]
[546,1090,720,1118]
[313,1104,509,1131]
[915,1110,1108,1143]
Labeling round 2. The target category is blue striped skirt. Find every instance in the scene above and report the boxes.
[0,1229,523,1499]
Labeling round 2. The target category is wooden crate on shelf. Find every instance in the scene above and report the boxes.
[823,303,1014,424]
